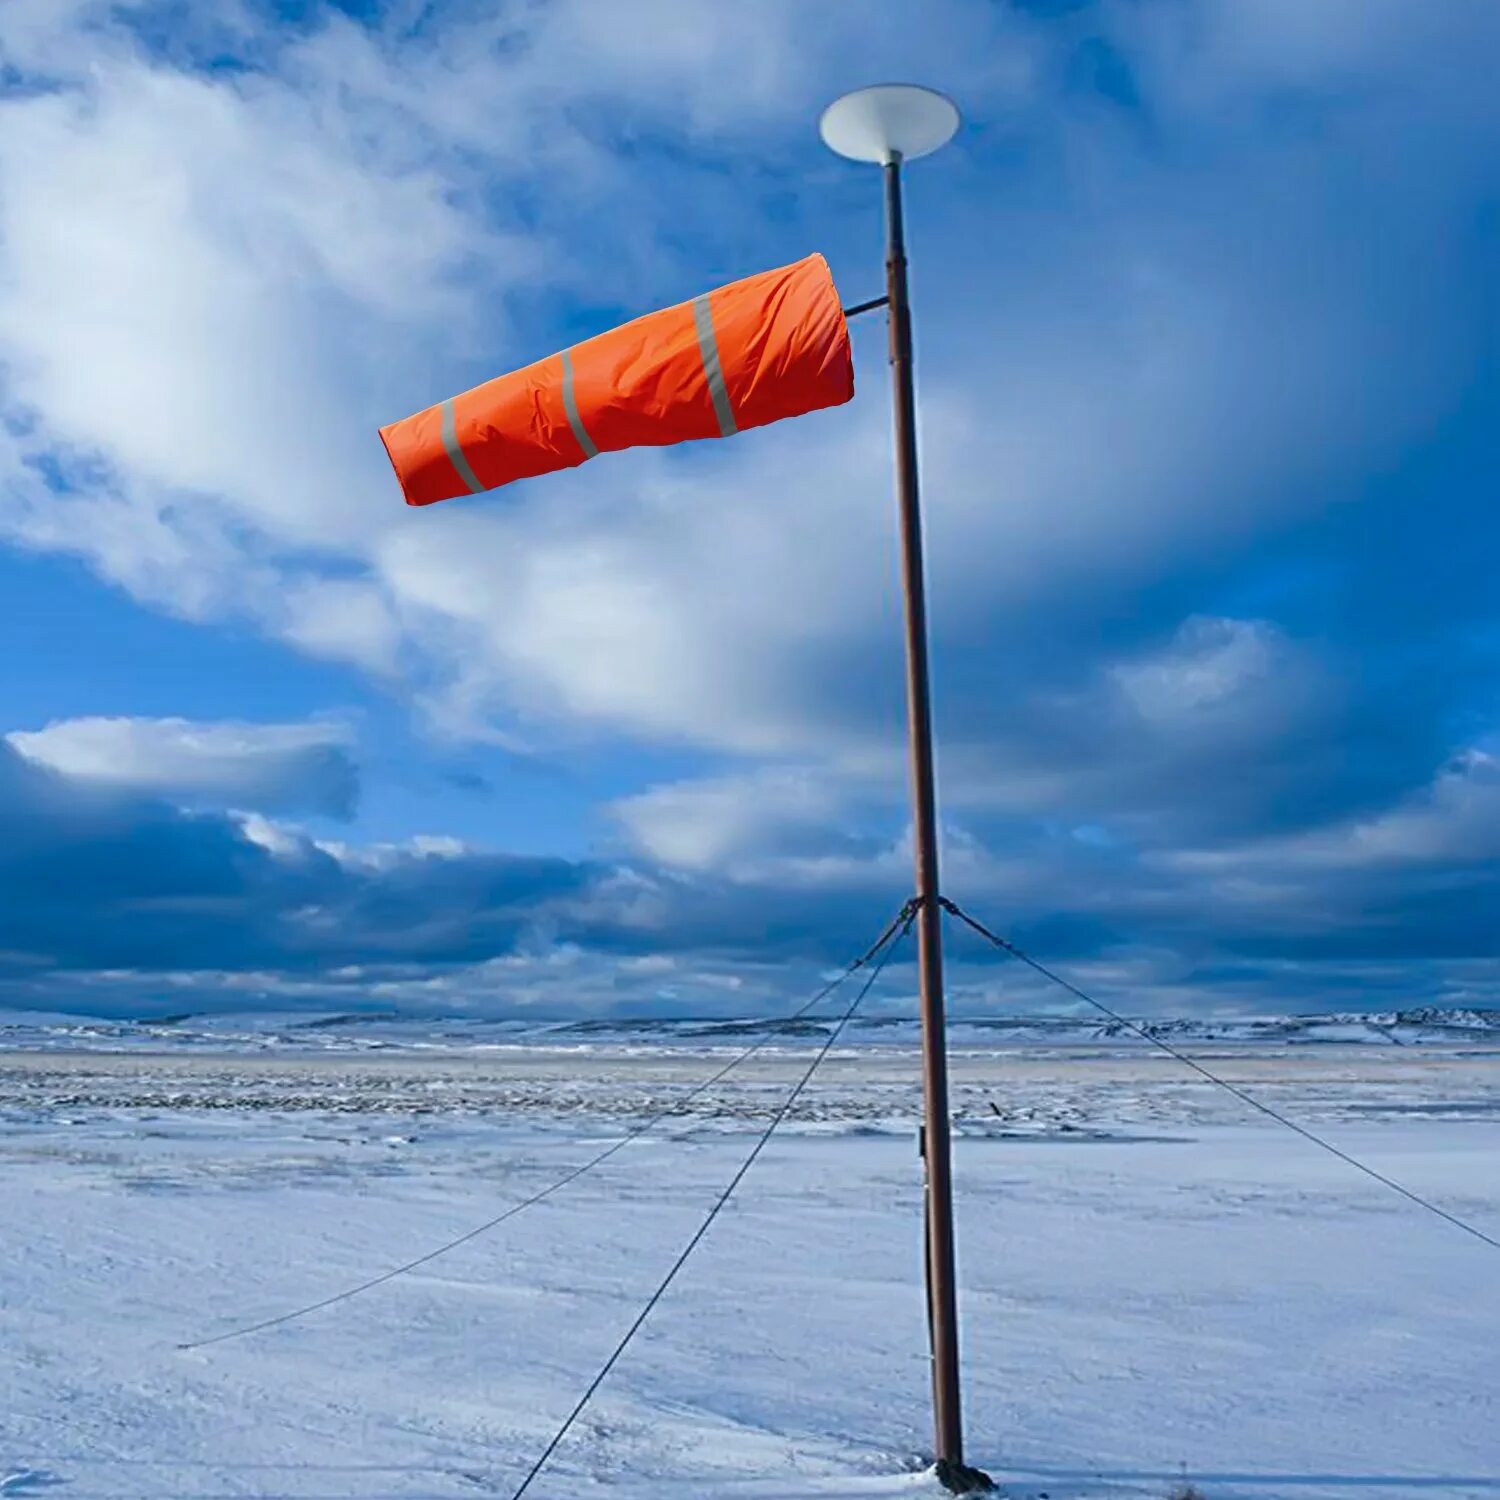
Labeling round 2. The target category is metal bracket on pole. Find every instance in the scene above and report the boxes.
[842,294,891,319]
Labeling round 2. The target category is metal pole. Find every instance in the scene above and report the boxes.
[883,155,990,1496]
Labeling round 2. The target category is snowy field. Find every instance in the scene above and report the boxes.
[3,1031,1498,1500]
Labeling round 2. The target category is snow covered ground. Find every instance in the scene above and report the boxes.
[3,1037,1498,1499]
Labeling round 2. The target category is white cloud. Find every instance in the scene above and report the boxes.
[0,67,472,536]
[235,809,305,857]
[909,615,1336,845]
[8,715,358,817]
[613,767,848,872]
[315,830,472,872]
[273,575,405,677]
[1169,750,1500,876]
[1111,617,1306,730]
[374,408,898,752]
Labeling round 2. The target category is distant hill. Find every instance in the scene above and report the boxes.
[2,1005,1499,1054]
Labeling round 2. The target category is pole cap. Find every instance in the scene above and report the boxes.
[819,84,960,164]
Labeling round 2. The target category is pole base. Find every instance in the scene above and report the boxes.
[934,1458,996,1494]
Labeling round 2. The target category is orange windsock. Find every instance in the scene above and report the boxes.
[379,253,853,507]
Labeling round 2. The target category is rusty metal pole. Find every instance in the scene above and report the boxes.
[883,154,991,1496]
[821,83,989,1494]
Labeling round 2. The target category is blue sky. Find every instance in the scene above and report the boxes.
[1,0,1499,1019]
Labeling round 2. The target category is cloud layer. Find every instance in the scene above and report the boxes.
[9,716,358,816]
[2,1,1499,1017]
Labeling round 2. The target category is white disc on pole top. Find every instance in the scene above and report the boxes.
[819,84,960,164]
